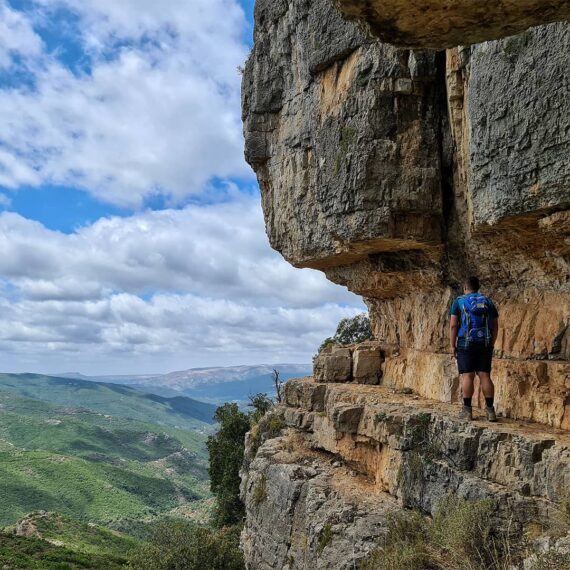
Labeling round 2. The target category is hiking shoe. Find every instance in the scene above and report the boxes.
[459,406,473,421]
[486,406,497,422]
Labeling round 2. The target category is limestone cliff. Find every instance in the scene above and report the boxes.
[241,381,570,568]
[241,0,570,567]
[334,0,570,48]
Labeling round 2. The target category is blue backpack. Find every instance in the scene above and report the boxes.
[458,294,492,346]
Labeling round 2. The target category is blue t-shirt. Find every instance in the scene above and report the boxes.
[449,292,499,348]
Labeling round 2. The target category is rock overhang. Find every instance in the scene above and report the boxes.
[333,0,570,48]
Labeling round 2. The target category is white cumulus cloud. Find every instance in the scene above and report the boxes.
[0,197,365,374]
[0,0,251,206]
[0,1,43,68]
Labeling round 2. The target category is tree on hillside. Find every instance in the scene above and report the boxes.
[206,403,251,528]
[317,313,373,355]
[129,521,244,570]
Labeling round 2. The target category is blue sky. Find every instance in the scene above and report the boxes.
[0,0,257,231]
[0,0,364,374]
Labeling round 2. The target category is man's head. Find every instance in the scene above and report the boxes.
[463,276,480,293]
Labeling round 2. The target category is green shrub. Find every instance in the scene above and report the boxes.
[249,413,286,456]
[0,531,127,569]
[315,313,373,358]
[248,393,274,424]
[128,521,244,570]
[207,404,250,528]
[362,496,521,570]
[360,510,431,570]
[317,524,333,556]
[430,495,500,569]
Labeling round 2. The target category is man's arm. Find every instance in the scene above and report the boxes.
[450,314,459,355]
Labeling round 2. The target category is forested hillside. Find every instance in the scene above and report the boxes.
[0,375,215,528]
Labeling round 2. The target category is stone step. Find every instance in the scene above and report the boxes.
[282,377,570,522]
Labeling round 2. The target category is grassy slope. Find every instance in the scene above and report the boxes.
[0,373,216,428]
[0,389,212,527]
[6,512,138,557]
[0,532,127,569]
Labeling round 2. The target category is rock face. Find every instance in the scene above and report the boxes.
[334,0,570,48]
[240,431,399,569]
[241,0,570,568]
[241,380,570,568]
[242,0,570,430]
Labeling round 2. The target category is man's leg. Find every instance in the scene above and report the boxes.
[477,372,494,399]
[460,372,475,420]
[478,371,497,421]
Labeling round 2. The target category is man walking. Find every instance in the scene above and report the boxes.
[449,276,499,421]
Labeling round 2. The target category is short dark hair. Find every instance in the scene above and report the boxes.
[464,276,480,292]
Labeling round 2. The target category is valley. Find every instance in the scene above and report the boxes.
[0,374,215,530]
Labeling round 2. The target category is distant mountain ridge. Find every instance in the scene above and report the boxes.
[0,373,216,426]
[57,363,312,403]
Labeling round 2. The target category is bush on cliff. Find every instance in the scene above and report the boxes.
[362,495,521,570]
[316,313,372,355]
[249,411,286,456]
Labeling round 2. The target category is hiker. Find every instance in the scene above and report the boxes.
[449,276,499,422]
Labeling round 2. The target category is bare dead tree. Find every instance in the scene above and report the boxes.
[272,368,283,403]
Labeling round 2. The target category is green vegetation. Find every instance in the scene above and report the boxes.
[0,376,266,568]
[207,394,285,525]
[249,411,285,455]
[0,449,204,526]
[128,521,244,570]
[362,495,521,570]
[0,391,211,528]
[317,523,333,556]
[207,403,251,528]
[0,373,216,430]
[0,531,127,569]
[5,512,137,559]
[248,393,274,424]
[316,313,373,356]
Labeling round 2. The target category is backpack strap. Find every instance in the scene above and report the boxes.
[458,296,471,347]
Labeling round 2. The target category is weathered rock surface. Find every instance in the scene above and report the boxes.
[243,0,570,430]
[313,342,384,385]
[241,378,570,568]
[466,23,570,227]
[240,431,399,569]
[334,0,570,48]
[241,0,570,567]
[243,0,443,270]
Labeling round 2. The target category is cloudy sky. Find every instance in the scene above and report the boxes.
[0,0,364,375]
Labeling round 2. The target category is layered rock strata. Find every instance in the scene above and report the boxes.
[243,0,570,430]
[241,431,399,569]
[241,0,570,567]
[241,378,570,568]
[334,0,570,48]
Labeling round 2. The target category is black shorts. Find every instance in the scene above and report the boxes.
[456,345,493,374]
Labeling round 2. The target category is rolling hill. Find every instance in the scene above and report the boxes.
[0,375,216,529]
[0,373,216,428]
[1,512,136,569]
